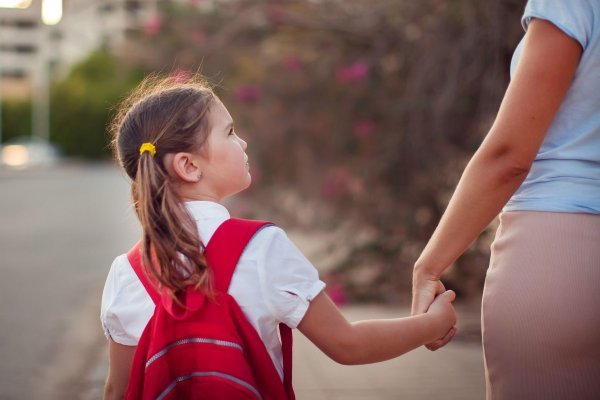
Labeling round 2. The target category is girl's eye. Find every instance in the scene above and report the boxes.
[229,128,235,136]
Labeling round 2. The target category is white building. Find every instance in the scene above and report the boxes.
[0,0,157,99]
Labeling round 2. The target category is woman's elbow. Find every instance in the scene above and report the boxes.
[498,154,533,183]
[478,145,534,184]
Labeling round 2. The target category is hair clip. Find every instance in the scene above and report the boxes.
[139,142,157,157]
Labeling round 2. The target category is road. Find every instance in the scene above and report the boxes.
[0,162,139,400]
[0,163,485,399]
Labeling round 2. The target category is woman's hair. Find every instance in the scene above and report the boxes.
[110,74,216,299]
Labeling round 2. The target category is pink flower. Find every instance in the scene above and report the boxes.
[327,284,347,306]
[336,61,369,84]
[144,14,163,37]
[170,68,190,84]
[283,56,302,71]
[234,85,262,103]
[325,273,347,306]
[354,119,376,138]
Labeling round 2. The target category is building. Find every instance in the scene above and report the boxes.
[0,0,157,99]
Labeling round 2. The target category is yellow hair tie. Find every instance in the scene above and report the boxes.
[139,142,157,157]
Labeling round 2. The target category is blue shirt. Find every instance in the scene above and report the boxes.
[504,0,600,214]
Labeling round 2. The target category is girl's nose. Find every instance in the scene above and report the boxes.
[238,135,248,150]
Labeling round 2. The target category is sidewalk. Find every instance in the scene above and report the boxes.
[80,302,484,400]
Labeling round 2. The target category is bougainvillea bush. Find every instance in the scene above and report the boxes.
[117,0,525,302]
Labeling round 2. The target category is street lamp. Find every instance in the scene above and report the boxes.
[41,0,61,25]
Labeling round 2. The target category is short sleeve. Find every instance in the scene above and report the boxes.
[100,254,155,346]
[253,227,326,329]
[522,0,594,50]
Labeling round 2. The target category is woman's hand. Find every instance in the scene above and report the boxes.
[412,268,457,351]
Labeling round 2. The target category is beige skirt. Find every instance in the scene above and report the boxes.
[482,211,600,400]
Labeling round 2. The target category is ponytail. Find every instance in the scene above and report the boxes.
[110,75,216,300]
[134,151,213,299]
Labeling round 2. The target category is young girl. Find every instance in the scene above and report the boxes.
[101,75,457,399]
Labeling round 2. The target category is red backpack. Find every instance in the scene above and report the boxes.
[125,219,295,400]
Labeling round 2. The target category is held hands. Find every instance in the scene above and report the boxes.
[412,270,457,351]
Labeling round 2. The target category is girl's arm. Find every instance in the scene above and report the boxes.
[103,340,136,400]
[297,290,456,365]
[412,19,582,322]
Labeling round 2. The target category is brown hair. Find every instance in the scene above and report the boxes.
[110,74,216,299]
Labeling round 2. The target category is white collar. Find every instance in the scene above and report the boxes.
[184,201,230,222]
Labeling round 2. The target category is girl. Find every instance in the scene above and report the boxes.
[101,75,457,399]
[412,1,600,399]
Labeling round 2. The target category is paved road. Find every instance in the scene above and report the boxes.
[0,162,140,400]
[0,163,486,399]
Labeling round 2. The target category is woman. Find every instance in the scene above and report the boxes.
[411,1,600,399]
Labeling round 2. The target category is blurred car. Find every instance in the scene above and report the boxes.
[0,137,60,168]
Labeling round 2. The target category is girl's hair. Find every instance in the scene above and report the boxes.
[110,74,216,299]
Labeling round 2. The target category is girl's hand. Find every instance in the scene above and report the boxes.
[412,269,457,351]
[426,290,458,350]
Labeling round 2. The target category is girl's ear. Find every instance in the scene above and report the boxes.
[168,152,203,183]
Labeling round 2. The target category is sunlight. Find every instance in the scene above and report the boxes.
[0,0,31,8]
[41,0,62,25]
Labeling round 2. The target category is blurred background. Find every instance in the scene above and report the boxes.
[0,0,526,398]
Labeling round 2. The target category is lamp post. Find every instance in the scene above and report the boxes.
[33,0,62,144]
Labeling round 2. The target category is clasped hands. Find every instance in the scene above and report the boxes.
[411,268,458,351]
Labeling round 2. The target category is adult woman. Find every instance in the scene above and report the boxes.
[411,1,599,399]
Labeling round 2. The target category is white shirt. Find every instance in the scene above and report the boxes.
[100,201,326,378]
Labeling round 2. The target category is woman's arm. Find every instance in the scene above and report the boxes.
[297,290,456,365]
[412,19,582,319]
[103,339,136,400]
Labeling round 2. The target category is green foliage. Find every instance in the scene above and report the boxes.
[50,49,142,159]
[1,101,31,143]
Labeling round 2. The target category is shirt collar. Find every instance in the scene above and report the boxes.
[184,201,230,222]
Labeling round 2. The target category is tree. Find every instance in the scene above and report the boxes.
[50,49,142,159]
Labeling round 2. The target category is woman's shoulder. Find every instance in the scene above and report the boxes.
[523,0,599,50]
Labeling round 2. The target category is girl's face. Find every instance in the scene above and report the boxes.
[196,100,251,200]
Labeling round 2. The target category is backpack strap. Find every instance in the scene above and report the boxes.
[205,218,294,400]
[127,241,161,306]
[204,218,272,292]
[279,323,294,398]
